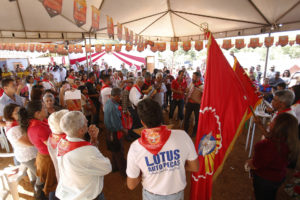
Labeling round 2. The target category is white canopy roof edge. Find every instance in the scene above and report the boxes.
[0,0,300,42]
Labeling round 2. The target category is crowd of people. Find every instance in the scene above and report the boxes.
[0,60,299,200]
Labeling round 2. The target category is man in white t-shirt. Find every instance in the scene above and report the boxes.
[101,75,112,111]
[126,99,199,199]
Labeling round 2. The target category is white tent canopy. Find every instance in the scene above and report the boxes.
[1,0,300,42]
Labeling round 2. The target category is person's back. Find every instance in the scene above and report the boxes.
[126,99,199,199]
[56,140,111,200]
[127,128,197,195]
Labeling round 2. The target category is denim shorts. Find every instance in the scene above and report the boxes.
[142,189,184,200]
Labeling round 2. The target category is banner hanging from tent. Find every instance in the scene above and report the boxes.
[73,0,87,27]
[195,40,204,51]
[235,39,246,49]
[126,43,132,51]
[107,15,114,39]
[91,6,100,31]
[115,44,122,52]
[276,35,289,47]
[130,30,134,45]
[137,43,145,52]
[248,38,262,48]
[117,23,122,41]
[157,43,166,52]
[43,0,63,17]
[222,39,233,50]
[183,41,191,51]
[125,27,130,44]
[151,43,158,52]
[170,42,178,52]
[95,44,102,52]
[264,36,274,47]
[296,35,300,45]
[105,44,112,52]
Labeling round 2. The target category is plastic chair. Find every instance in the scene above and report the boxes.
[0,170,9,200]
[2,165,28,200]
[245,100,272,157]
[0,127,10,152]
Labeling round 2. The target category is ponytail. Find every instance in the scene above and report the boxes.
[18,100,43,133]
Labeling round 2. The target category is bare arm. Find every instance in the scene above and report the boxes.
[185,158,200,172]
[16,134,34,146]
[127,176,141,190]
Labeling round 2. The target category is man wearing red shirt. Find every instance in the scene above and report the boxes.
[184,72,202,137]
[169,70,187,123]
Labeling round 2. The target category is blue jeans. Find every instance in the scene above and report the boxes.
[96,192,105,200]
[142,189,184,200]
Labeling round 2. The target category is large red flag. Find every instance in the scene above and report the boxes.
[190,32,248,200]
[233,57,262,120]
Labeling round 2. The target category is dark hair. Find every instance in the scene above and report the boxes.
[3,103,20,121]
[269,113,299,163]
[78,85,87,93]
[1,78,14,88]
[292,85,300,104]
[137,99,163,128]
[88,72,94,79]
[18,100,43,133]
[178,70,184,75]
[31,85,44,101]
[26,75,33,83]
[166,70,170,74]
[61,81,69,85]
[193,71,201,77]
[144,72,151,78]
[102,75,110,82]
[277,82,286,89]
[283,70,291,77]
[111,88,121,97]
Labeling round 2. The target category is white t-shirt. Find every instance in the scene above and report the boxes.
[56,137,112,200]
[42,81,55,90]
[101,87,112,111]
[6,126,37,163]
[126,129,198,195]
[292,104,300,124]
[153,83,167,107]
[51,70,61,83]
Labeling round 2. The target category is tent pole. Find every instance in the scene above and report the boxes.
[84,38,89,73]
[89,33,92,70]
[263,32,271,79]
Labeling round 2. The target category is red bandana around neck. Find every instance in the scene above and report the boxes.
[138,125,171,155]
[194,80,202,87]
[134,84,142,95]
[276,107,292,116]
[49,133,66,149]
[144,80,152,86]
[6,121,18,132]
[125,85,132,91]
[87,79,94,84]
[57,138,91,156]
[262,84,270,91]
[68,75,76,80]
[101,84,110,91]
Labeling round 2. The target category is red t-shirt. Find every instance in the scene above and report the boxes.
[28,119,51,155]
[252,139,289,182]
[171,78,187,100]
[0,88,4,97]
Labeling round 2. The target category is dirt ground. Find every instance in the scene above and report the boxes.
[0,111,294,200]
